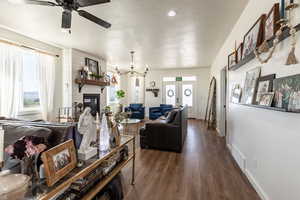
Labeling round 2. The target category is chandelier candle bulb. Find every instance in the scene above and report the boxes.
[0,125,4,163]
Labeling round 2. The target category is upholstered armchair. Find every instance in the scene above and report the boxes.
[124,104,145,120]
[149,104,173,120]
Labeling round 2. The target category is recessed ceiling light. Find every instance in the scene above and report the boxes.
[168,10,176,17]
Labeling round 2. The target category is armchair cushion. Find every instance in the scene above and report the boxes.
[125,104,145,120]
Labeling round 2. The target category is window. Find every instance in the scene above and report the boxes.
[107,72,120,104]
[182,76,197,81]
[165,84,176,106]
[21,52,40,112]
[163,77,176,82]
[182,84,193,107]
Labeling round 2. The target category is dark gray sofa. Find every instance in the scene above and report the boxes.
[140,106,188,153]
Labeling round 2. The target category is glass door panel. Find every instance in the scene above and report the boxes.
[165,84,176,106]
[182,84,193,107]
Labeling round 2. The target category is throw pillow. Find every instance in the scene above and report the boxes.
[166,110,177,123]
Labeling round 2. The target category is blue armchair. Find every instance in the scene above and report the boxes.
[125,104,145,120]
[149,104,173,120]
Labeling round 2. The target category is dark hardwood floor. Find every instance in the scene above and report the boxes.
[120,120,261,200]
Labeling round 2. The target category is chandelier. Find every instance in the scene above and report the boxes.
[115,51,149,77]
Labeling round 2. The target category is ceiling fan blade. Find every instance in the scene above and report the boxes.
[77,10,111,29]
[77,0,110,7]
[24,0,57,6]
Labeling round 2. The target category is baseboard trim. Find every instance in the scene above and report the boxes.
[244,169,269,200]
[228,144,269,200]
[231,144,246,172]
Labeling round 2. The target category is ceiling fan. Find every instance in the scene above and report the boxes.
[11,0,112,32]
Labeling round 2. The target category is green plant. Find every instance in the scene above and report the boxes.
[116,90,125,99]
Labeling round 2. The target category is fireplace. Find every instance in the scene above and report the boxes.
[83,94,100,117]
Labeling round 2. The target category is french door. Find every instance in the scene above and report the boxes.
[163,81,196,118]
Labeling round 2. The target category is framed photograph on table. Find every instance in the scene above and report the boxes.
[242,15,266,59]
[241,67,261,105]
[42,140,77,186]
[258,92,275,106]
[85,58,100,75]
[273,74,300,112]
[265,3,280,41]
[228,51,237,69]
[254,74,276,105]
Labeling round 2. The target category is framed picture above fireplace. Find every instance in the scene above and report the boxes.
[85,58,100,75]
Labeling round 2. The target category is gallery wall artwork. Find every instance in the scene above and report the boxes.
[231,84,242,104]
[258,92,275,106]
[241,67,261,104]
[228,52,237,69]
[265,3,280,41]
[236,43,243,63]
[254,74,276,104]
[242,15,266,60]
[273,74,300,112]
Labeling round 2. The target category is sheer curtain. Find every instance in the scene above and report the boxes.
[0,43,23,118]
[37,53,56,121]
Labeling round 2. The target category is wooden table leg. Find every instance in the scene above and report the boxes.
[131,136,135,185]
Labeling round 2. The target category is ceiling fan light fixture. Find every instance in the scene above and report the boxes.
[168,10,176,17]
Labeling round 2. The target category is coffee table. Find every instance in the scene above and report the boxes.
[121,119,141,136]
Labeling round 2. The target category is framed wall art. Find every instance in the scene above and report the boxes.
[42,140,77,186]
[228,51,237,69]
[258,92,275,106]
[236,43,243,63]
[85,57,100,75]
[242,15,266,59]
[231,84,242,104]
[265,3,280,41]
[254,74,276,104]
[241,67,261,104]
[273,74,300,112]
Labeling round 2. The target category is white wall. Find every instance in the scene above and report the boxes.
[0,27,63,121]
[210,1,300,200]
[140,68,210,119]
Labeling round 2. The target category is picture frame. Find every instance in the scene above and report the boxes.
[254,74,276,105]
[236,43,243,63]
[258,92,275,106]
[231,84,242,104]
[265,3,280,41]
[228,51,237,69]
[242,15,266,60]
[85,58,100,75]
[241,67,261,105]
[42,140,77,186]
[273,74,300,112]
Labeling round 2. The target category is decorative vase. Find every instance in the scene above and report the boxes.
[99,114,110,153]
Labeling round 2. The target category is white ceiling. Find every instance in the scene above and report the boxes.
[0,0,248,69]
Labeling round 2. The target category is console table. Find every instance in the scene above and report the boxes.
[34,134,135,200]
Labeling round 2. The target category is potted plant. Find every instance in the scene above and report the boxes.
[116,90,125,113]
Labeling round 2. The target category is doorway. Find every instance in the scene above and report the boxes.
[219,67,228,137]
[162,77,197,118]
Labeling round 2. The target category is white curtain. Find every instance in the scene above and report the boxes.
[0,43,23,118]
[37,53,56,121]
